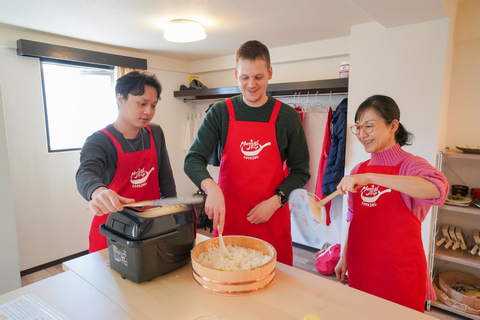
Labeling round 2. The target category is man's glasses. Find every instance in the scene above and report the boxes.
[349,121,384,135]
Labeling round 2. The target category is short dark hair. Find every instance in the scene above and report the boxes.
[355,95,414,146]
[236,40,271,68]
[115,71,162,100]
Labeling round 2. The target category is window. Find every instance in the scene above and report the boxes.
[40,60,117,152]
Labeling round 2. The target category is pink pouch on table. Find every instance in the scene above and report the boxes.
[314,244,341,275]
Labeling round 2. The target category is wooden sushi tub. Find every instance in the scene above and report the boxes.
[191,235,277,295]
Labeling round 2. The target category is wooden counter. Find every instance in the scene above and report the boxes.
[62,234,437,320]
[0,270,135,320]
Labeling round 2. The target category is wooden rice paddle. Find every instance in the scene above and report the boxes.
[218,232,229,255]
[307,190,341,224]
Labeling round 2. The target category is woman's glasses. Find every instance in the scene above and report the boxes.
[349,121,384,135]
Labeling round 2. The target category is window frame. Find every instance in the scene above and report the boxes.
[39,58,116,152]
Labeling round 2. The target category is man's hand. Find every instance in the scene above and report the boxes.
[200,179,226,233]
[89,187,135,216]
[247,195,280,224]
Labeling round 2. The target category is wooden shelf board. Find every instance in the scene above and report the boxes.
[430,300,480,320]
[434,246,480,268]
[439,203,480,215]
[173,78,349,100]
[443,149,480,160]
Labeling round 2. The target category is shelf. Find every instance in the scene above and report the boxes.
[434,246,480,269]
[439,203,480,216]
[173,78,349,101]
[430,300,480,320]
[442,149,480,160]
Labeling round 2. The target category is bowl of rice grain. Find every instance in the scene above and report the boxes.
[191,235,277,295]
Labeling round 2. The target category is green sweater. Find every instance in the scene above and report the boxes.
[184,95,310,198]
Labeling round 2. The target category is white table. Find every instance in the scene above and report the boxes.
[0,270,135,320]
[62,234,437,320]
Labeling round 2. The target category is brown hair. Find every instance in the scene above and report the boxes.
[236,40,270,68]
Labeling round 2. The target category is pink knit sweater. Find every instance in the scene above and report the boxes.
[346,144,449,222]
[346,143,449,301]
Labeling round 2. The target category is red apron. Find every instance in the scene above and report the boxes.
[347,160,427,312]
[88,125,160,253]
[217,98,293,265]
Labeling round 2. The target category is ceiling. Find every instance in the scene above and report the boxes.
[0,0,448,61]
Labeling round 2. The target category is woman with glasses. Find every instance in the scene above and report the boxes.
[334,95,448,312]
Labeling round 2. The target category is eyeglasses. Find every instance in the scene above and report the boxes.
[349,121,383,135]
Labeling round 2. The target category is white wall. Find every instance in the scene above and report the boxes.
[194,37,350,86]
[0,81,21,293]
[345,19,451,257]
[445,0,480,148]
[149,68,201,198]
[0,25,197,270]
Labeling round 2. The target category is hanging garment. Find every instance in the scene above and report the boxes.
[217,98,293,265]
[184,113,192,153]
[314,107,333,225]
[322,98,347,195]
[347,160,427,312]
[283,106,305,177]
[193,109,201,138]
[88,126,160,253]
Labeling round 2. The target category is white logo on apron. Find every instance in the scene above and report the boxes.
[130,167,154,188]
[360,185,391,207]
[240,140,271,160]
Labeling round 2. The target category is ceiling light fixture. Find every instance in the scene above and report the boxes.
[164,19,206,43]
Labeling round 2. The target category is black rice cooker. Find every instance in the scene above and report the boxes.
[99,204,196,283]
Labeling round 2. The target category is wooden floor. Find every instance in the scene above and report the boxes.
[20,263,64,287]
[20,229,466,320]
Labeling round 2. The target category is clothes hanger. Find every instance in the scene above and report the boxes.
[311,91,327,112]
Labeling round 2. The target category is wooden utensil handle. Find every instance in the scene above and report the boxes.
[319,190,341,206]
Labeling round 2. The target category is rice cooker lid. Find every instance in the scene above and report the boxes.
[104,204,195,240]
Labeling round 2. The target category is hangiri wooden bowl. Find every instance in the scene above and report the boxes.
[191,235,277,295]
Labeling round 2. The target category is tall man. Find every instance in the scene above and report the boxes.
[184,40,310,265]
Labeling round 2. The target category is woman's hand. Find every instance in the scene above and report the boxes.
[336,174,371,194]
[335,255,348,285]
[89,187,135,216]
[247,196,280,224]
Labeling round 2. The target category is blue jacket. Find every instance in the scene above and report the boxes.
[322,98,348,195]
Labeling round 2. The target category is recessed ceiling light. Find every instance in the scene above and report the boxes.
[164,19,206,43]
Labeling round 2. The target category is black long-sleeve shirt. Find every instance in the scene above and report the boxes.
[76,123,176,201]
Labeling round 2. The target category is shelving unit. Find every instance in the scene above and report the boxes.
[428,149,480,319]
[173,78,349,102]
